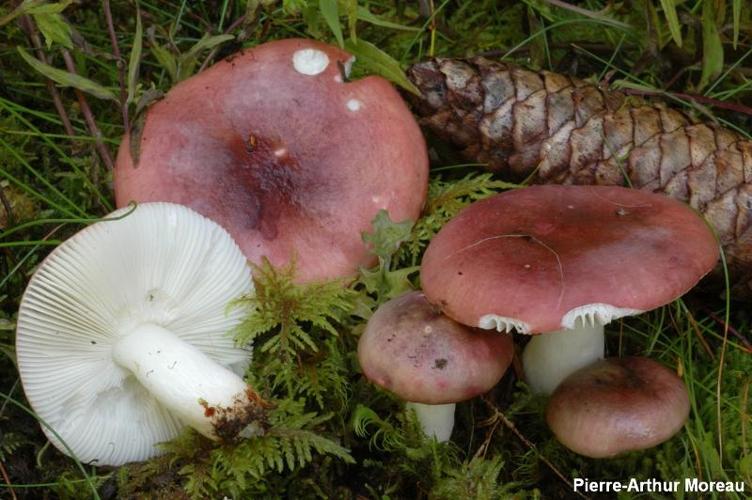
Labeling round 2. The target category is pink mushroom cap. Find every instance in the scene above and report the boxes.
[420,185,719,333]
[358,291,514,404]
[115,38,428,283]
[546,357,690,458]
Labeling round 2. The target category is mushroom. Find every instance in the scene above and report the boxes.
[357,291,514,441]
[115,38,428,283]
[15,203,264,466]
[420,185,718,393]
[546,357,690,458]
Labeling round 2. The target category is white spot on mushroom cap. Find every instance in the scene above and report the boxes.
[292,48,330,76]
[346,99,362,111]
[560,303,643,329]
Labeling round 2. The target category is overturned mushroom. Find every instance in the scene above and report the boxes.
[358,291,514,441]
[115,38,428,283]
[16,203,264,466]
[546,357,690,458]
[420,185,718,393]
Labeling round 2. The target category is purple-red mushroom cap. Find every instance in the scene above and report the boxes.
[420,185,719,333]
[115,38,428,283]
[358,291,514,405]
[546,357,690,458]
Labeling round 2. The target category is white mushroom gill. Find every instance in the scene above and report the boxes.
[522,303,643,393]
[478,314,531,334]
[16,203,256,466]
[561,303,643,330]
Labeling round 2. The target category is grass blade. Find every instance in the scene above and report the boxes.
[319,0,344,48]
[659,0,682,47]
[732,0,740,49]
[344,39,419,95]
[698,0,724,91]
[127,5,143,105]
[356,6,420,32]
[17,47,117,101]
[0,392,101,500]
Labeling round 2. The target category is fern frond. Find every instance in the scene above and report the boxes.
[292,337,350,409]
[0,429,26,461]
[180,400,354,498]
[351,404,431,453]
[431,455,520,500]
[232,258,356,358]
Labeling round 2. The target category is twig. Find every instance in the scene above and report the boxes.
[0,460,17,500]
[623,88,752,117]
[682,306,716,359]
[480,396,589,499]
[60,49,115,175]
[742,380,749,458]
[103,0,128,130]
[0,184,15,228]
[542,0,630,29]
[704,308,752,352]
[17,15,75,137]
[472,410,502,460]
[477,42,632,59]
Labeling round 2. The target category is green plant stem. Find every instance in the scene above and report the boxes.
[0,393,101,500]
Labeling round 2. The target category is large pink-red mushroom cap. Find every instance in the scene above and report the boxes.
[358,291,514,404]
[420,185,719,333]
[546,357,690,458]
[115,38,428,283]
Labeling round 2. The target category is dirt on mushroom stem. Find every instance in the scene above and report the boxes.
[201,388,274,442]
[407,57,752,297]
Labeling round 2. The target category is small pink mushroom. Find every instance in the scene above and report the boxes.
[115,39,428,283]
[546,357,690,458]
[358,291,514,441]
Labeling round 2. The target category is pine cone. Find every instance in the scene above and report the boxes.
[408,57,752,298]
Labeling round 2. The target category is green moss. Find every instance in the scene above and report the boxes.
[1,0,750,498]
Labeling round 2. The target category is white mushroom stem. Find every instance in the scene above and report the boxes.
[521,320,604,394]
[406,402,456,442]
[112,323,252,439]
